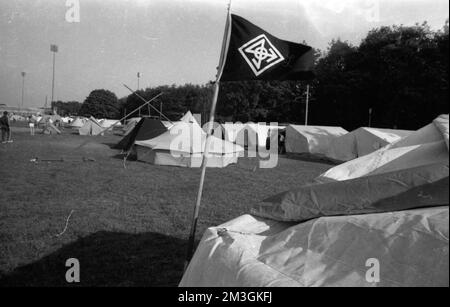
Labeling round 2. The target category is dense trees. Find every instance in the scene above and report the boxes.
[51,100,82,116]
[79,89,120,119]
[311,21,449,130]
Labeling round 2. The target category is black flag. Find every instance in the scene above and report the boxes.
[219,14,315,82]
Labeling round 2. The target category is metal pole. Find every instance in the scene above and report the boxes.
[185,81,220,268]
[137,73,140,90]
[184,0,231,270]
[305,84,310,126]
[51,51,56,104]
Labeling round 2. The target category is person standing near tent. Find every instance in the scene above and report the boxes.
[0,111,12,143]
[28,116,35,136]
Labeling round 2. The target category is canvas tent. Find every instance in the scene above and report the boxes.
[78,117,104,136]
[223,123,285,150]
[285,125,348,155]
[115,118,168,151]
[179,111,201,125]
[42,122,61,135]
[99,119,121,128]
[122,117,142,135]
[320,118,447,182]
[327,127,413,161]
[180,115,449,287]
[135,120,244,168]
[70,117,86,128]
[11,114,26,121]
[38,114,62,126]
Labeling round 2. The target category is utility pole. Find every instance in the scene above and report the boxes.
[50,44,58,104]
[20,71,26,112]
[305,85,310,126]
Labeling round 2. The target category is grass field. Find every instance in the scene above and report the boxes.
[0,124,332,286]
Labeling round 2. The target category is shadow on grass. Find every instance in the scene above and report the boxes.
[284,153,341,165]
[102,142,121,149]
[0,231,190,287]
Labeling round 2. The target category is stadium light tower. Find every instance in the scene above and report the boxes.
[137,72,141,90]
[50,44,58,104]
[20,71,26,112]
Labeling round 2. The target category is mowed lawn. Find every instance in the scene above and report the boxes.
[0,124,332,286]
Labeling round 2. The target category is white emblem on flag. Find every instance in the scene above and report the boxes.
[238,34,285,76]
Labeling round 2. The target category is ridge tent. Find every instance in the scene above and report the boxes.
[78,117,104,136]
[115,118,168,151]
[69,117,86,128]
[135,121,244,168]
[60,117,72,124]
[285,125,348,155]
[179,111,201,125]
[38,114,62,126]
[319,115,449,182]
[11,114,26,121]
[223,123,285,150]
[180,115,449,287]
[99,119,122,128]
[327,127,412,161]
[42,122,61,135]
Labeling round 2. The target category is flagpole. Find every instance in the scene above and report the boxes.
[305,84,310,126]
[184,0,231,270]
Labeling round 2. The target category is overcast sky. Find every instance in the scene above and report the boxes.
[0,0,448,108]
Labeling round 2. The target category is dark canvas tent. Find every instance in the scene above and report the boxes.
[115,118,168,151]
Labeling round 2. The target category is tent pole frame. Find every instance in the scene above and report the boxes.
[99,90,164,135]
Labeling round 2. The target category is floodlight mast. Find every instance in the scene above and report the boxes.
[50,44,58,105]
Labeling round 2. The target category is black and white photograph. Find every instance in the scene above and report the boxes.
[0,0,448,291]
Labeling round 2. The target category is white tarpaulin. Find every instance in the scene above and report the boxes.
[180,115,449,287]
[285,125,348,155]
[180,207,448,287]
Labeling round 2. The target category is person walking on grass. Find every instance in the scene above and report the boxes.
[0,111,12,143]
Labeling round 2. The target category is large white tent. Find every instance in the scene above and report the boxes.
[78,117,104,136]
[180,115,449,287]
[70,117,86,128]
[223,123,285,150]
[327,127,412,161]
[285,125,348,155]
[320,119,447,182]
[135,120,244,168]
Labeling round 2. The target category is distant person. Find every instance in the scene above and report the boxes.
[0,111,12,143]
[28,116,35,136]
[278,131,286,154]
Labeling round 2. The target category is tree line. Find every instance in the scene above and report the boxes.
[55,21,448,130]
